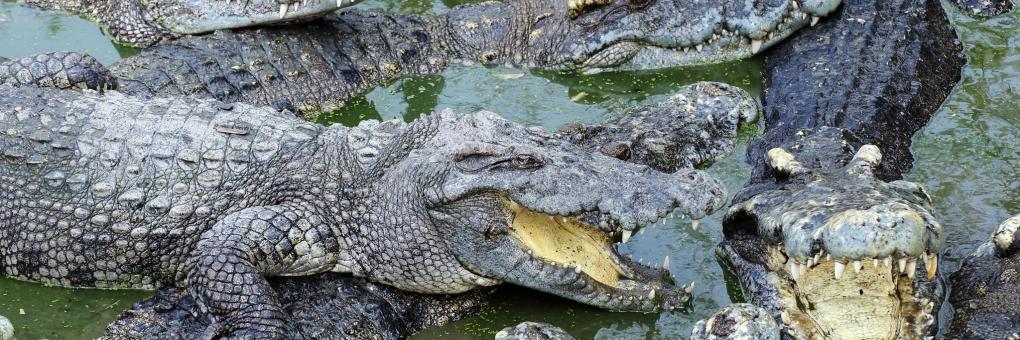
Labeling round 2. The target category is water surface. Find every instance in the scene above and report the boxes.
[0,1,1016,339]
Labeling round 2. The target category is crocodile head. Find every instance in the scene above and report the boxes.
[548,0,843,73]
[718,133,944,338]
[374,110,727,312]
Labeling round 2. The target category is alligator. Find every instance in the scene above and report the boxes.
[14,0,841,115]
[694,0,966,338]
[20,0,365,47]
[495,321,575,340]
[0,81,736,338]
[91,80,757,339]
[947,214,1020,338]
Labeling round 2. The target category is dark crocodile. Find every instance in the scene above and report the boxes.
[698,0,966,338]
[92,80,757,339]
[947,215,1020,339]
[48,0,841,115]
[21,0,365,47]
[0,52,117,91]
[0,82,736,338]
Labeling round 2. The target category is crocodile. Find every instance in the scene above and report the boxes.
[20,0,366,47]
[0,52,118,91]
[20,0,841,115]
[0,82,732,338]
[94,80,757,339]
[947,215,1020,338]
[953,0,1014,16]
[695,0,966,338]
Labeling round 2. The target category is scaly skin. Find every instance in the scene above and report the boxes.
[96,0,840,114]
[0,52,117,91]
[953,0,1014,16]
[20,0,365,47]
[495,322,576,340]
[91,81,756,339]
[690,304,780,340]
[948,215,1020,338]
[0,84,727,338]
[699,0,966,338]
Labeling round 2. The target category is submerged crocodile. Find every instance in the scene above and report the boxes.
[14,0,841,115]
[21,0,365,47]
[947,215,1020,338]
[0,82,734,338]
[694,0,966,338]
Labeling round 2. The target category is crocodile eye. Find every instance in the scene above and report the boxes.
[512,154,544,169]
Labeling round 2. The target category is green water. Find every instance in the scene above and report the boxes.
[0,1,1016,339]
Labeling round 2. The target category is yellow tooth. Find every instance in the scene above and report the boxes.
[926,254,938,280]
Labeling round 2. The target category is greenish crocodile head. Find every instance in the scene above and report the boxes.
[547,0,843,73]
[406,110,727,312]
[717,133,944,338]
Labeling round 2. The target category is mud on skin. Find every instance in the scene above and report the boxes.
[0,83,733,338]
[65,0,845,115]
[20,0,366,47]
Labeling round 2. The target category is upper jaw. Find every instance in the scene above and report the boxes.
[162,0,363,34]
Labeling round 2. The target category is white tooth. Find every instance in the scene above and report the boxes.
[883,257,892,268]
[811,16,820,26]
[853,260,862,273]
[691,219,700,230]
[648,290,656,299]
[873,258,879,268]
[834,261,846,279]
[813,253,821,264]
[898,258,907,273]
[663,256,670,270]
[686,282,695,293]
[639,228,645,235]
[279,3,290,18]
[807,258,814,267]
[561,216,567,223]
[798,263,808,278]
[338,0,344,6]
[751,39,763,54]
[575,265,582,274]
[792,0,799,9]
[788,262,799,279]
[696,44,703,52]
[906,258,918,279]
[622,230,632,243]
[826,254,832,261]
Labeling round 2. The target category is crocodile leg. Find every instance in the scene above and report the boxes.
[0,52,117,91]
[187,204,339,339]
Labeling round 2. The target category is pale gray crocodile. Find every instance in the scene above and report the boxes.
[0,83,729,338]
[20,0,365,46]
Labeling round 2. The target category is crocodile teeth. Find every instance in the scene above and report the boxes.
[622,230,632,243]
[811,16,821,26]
[898,257,907,273]
[926,254,938,280]
[873,258,879,268]
[279,3,290,18]
[662,256,670,270]
[906,258,918,279]
[853,260,863,273]
[751,39,763,54]
[883,257,892,268]
[834,261,846,279]
[696,44,703,52]
[648,290,656,299]
[691,219,700,230]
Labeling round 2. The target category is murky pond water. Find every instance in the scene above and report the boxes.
[0,1,1017,339]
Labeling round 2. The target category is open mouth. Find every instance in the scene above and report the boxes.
[503,201,691,312]
[722,221,939,339]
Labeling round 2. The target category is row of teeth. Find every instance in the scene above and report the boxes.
[523,249,691,305]
[685,1,822,55]
[273,0,357,18]
[785,250,939,281]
